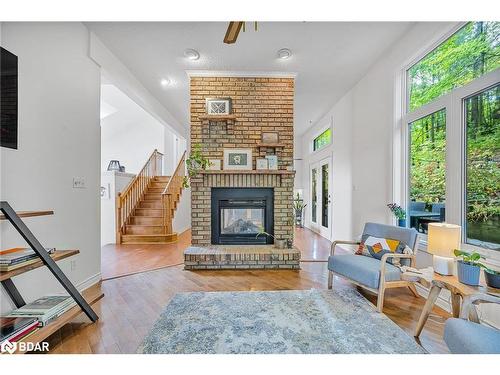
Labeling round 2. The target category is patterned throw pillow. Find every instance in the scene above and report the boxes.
[355,235,412,266]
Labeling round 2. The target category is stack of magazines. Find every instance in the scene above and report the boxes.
[8,296,76,327]
[0,317,39,344]
[0,247,55,271]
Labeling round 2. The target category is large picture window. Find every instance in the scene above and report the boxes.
[465,85,500,251]
[402,22,500,256]
[408,22,500,111]
[408,109,446,232]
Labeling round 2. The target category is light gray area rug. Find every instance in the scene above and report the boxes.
[138,288,425,354]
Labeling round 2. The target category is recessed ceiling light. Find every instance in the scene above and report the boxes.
[184,48,200,61]
[277,48,292,60]
[160,78,171,87]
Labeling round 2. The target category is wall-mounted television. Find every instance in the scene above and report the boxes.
[1,47,18,149]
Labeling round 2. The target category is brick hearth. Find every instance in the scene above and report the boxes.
[184,245,300,270]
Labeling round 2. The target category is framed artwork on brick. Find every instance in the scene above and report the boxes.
[266,155,278,170]
[206,98,232,115]
[261,132,279,144]
[223,149,252,170]
[256,158,268,170]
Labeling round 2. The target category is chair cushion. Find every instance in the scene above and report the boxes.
[328,254,401,289]
[444,318,500,354]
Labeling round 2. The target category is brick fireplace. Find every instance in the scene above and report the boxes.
[189,74,295,248]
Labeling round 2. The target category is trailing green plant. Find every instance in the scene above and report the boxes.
[387,203,406,220]
[484,268,500,275]
[453,249,487,268]
[183,144,211,188]
[256,230,275,241]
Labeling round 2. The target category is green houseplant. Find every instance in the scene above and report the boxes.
[387,203,407,227]
[484,268,500,289]
[256,230,290,249]
[182,144,211,188]
[453,250,486,286]
[293,193,307,228]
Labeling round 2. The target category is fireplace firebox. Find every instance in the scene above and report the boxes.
[211,188,274,245]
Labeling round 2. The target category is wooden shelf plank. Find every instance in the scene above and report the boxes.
[0,250,79,281]
[12,285,104,354]
[201,170,295,175]
[256,143,286,148]
[0,210,54,221]
[198,114,238,121]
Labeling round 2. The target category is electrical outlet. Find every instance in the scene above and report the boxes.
[70,260,77,271]
[73,177,86,189]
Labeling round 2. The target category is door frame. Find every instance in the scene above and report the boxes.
[319,156,333,240]
[309,156,333,240]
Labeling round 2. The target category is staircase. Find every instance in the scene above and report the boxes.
[116,150,186,244]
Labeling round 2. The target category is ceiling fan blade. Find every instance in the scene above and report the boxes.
[224,22,244,44]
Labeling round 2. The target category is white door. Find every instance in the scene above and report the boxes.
[310,157,333,239]
[319,157,333,239]
[310,164,320,232]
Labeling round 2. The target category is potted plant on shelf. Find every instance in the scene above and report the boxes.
[453,249,486,286]
[182,144,211,188]
[484,268,500,289]
[387,203,407,227]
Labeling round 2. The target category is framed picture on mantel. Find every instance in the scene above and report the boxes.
[223,149,252,170]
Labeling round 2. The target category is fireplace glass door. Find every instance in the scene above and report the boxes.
[221,208,265,235]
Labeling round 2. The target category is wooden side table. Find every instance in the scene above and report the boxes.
[404,272,500,337]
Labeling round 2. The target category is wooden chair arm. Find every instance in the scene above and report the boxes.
[460,292,500,320]
[330,240,360,257]
[379,253,417,283]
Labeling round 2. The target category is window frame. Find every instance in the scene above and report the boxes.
[395,22,500,265]
[312,126,332,152]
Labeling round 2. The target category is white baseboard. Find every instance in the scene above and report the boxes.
[414,283,499,329]
[76,272,102,292]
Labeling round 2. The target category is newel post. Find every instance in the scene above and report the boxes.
[116,193,122,244]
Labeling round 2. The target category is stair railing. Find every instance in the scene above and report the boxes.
[116,149,163,243]
[161,151,187,234]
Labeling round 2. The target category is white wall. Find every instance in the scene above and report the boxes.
[100,171,134,246]
[172,188,191,234]
[298,92,353,241]
[0,23,101,313]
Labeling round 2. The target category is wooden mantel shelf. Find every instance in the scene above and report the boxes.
[0,210,54,221]
[201,170,295,175]
[198,114,238,121]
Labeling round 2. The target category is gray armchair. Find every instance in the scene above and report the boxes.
[328,222,419,312]
[444,293,500,353]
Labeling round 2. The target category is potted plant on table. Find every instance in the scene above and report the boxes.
[293,193,307,228]
[387,203,407,227]
[453,250,486,286]
[484,268,500,289]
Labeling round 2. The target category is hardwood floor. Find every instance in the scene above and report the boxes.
[101,229,191,279]
[45,227,451,354]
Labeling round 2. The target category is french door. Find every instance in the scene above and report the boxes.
[310,157,333,240]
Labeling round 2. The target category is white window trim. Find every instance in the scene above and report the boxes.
[393,23,500,266]
[310,121,332,154]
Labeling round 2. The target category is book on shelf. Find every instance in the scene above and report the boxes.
[0,317,39,344]
[0,247,56,271]
[8,296,76,326]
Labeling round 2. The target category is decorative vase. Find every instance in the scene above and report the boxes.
[484,269,500,289]
[398,219,406,227]
[457,260,480,286]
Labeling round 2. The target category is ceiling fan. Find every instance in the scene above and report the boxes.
[223,22,258,44]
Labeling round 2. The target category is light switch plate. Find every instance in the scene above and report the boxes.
[73,177,86,189]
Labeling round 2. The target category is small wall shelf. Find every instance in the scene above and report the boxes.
[0,210,54,221]
[198,114,238,122]
[256,143,286,149]
[201,170,295,175]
